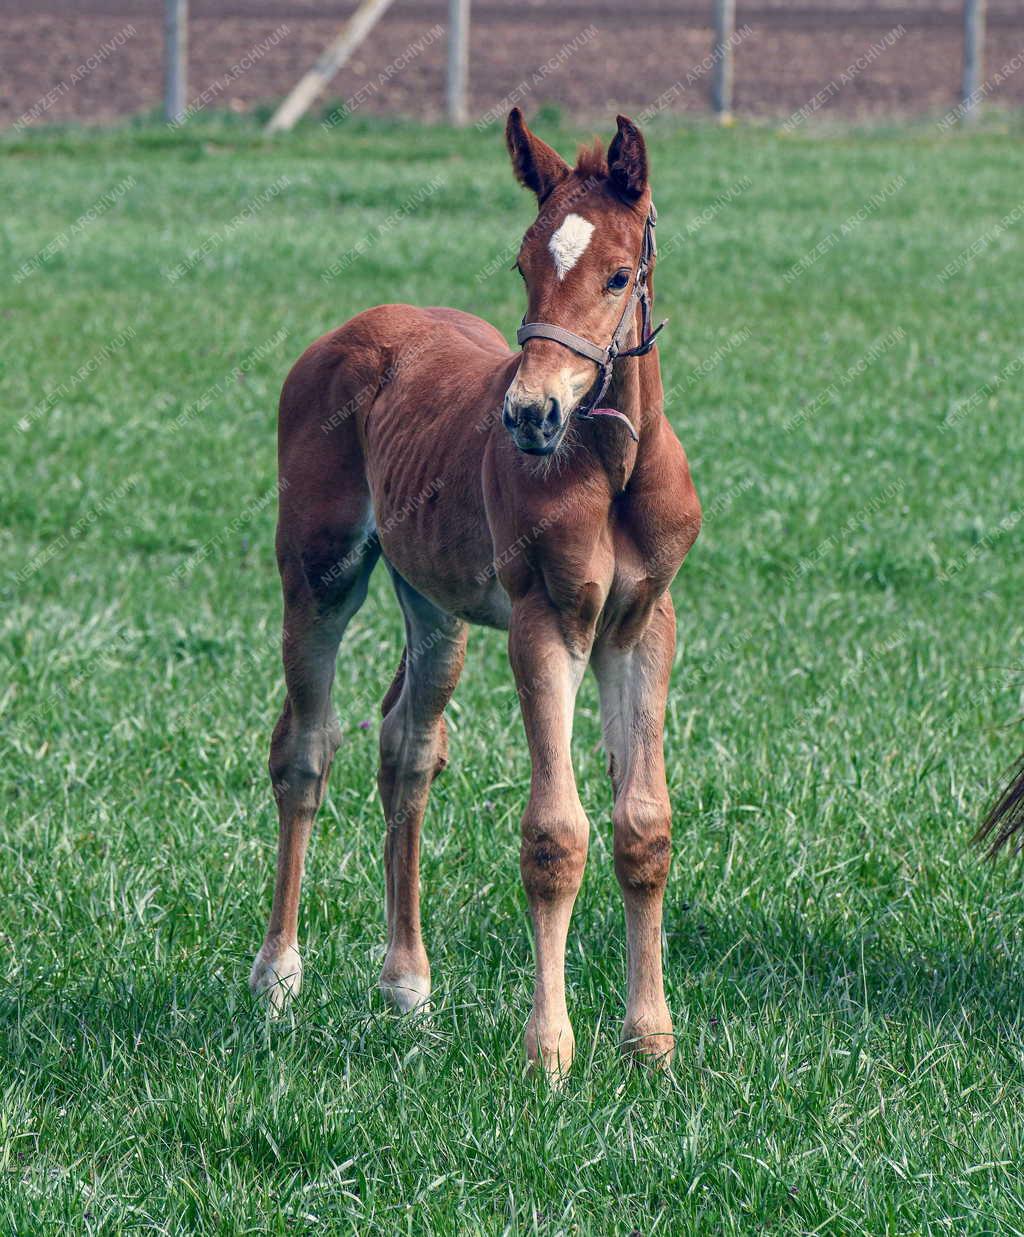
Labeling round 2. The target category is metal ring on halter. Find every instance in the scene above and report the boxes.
[514,205,665,443]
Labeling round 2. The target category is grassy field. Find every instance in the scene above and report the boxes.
[3,111,1024,1233]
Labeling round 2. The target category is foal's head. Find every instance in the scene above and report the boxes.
[503,108,653,455]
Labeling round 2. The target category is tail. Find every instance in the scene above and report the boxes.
[975,753,1024,856]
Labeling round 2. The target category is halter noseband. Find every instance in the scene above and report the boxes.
[515,203,665,444]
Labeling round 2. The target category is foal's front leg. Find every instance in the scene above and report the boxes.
[591,593,677,1064]
[508,591,593,1079]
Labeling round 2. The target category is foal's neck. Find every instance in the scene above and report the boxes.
[593,305,663,491]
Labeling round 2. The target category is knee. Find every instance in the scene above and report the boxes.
[613,800,671,892]
[520,812,588,902]
[379,707,446,780]
[268,706,340,791]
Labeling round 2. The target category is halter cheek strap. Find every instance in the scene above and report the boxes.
[515,202,665,444]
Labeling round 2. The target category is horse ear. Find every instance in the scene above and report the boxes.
[505,107,570,203]
[607,114,648,203]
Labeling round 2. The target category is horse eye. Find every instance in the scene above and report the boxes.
[607,269,631,292]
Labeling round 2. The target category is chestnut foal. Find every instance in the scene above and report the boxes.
[250,110,701,1077]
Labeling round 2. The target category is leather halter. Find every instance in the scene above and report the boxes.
[515,202,665,444]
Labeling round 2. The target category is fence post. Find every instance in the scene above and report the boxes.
[265,0,396,133]
[164,0,188,124]
[712,0,735,122]
[447,0,470,127]
[961,0,986,122]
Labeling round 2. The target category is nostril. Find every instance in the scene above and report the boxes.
[502,395,517,430]
[543,397,561,431]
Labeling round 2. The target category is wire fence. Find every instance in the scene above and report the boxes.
[4,1,1024,131]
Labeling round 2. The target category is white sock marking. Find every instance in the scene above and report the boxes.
[548,213,594,280]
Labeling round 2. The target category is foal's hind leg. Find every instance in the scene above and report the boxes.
[377,570,467,1012]
[250,532,378,1012]
[591,594,677,1065]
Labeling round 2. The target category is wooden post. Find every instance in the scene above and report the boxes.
[961,0,986,122]
[265,0,396,133]
[164,0,188,124]
[447,0,470,127]
[712,0,735,123]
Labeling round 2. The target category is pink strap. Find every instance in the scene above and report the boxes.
[585,407,639,442]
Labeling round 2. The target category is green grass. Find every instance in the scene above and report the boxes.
[2,111,1024,1234]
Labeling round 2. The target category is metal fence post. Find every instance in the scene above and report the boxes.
[447,0,470,127]
[164,0,188,124]
[961,0,986,122]
[712,0,736,122]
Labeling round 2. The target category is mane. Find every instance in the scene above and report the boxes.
[574,139,607,181]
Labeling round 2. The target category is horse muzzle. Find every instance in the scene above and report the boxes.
[502,389,568,455]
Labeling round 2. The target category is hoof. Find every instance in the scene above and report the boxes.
[621,1010,675,1068]
[379,972,431,1014]
[524,1018,575,1085]
[250,944,302,1015]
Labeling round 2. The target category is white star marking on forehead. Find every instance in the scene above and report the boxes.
[548,213,594,280]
